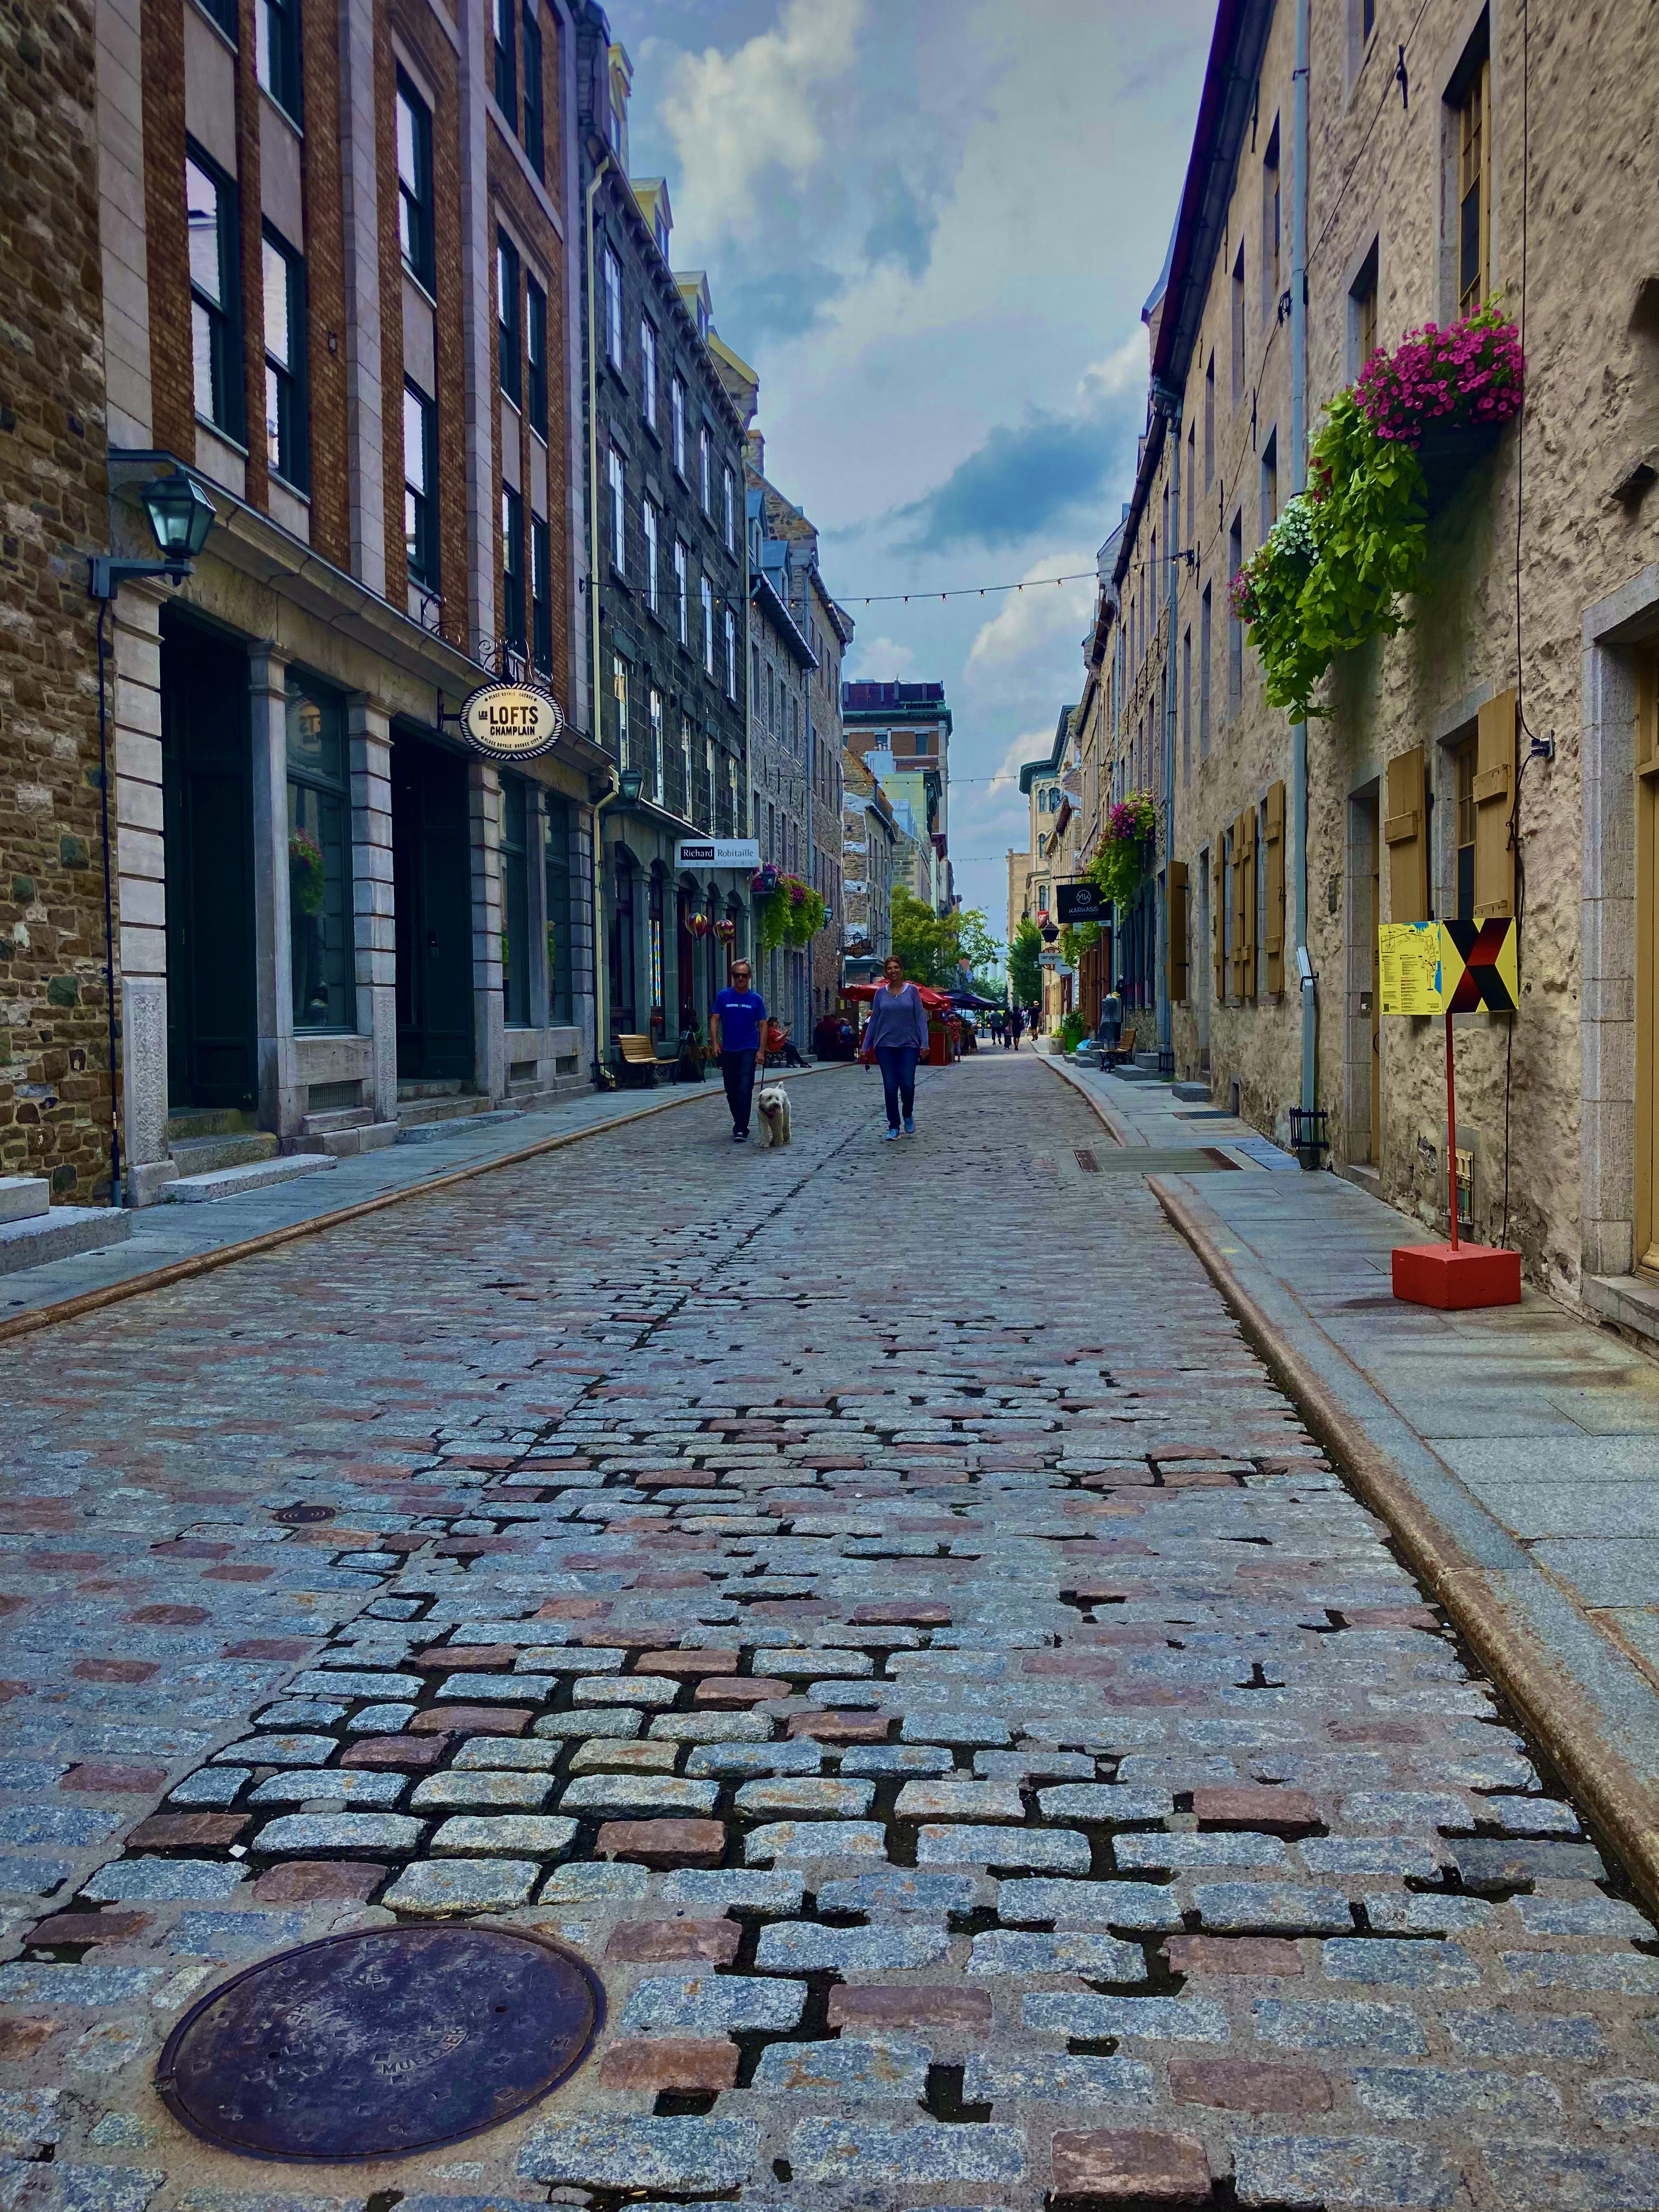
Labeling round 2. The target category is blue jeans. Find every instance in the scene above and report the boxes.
[874,1044,919,1130]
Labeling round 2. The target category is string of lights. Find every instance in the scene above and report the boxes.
[843,571,1099,607]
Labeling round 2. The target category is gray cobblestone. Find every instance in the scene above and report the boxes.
[968,1929,1146,1977]
[1192,1883,1352,1932]
[750,2036,930,2097]
[1233,2133,1463,2208]
[516,2117,759,2192]
[786,2118,1026,2183]
[619,1972,806,2034]
[1354,2065,1561,2120]
[1023,1992,1231,2040]
[998,1876,1183,1928]
[81,1861,247,1901]
[1321,1937,1481,1988]
[1253,1999,1428,2053]
[1479,2140,1659,2209]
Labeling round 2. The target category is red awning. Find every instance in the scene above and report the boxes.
[842,982,956,1013]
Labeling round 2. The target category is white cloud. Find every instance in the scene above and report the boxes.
[658,0,866,242]
[966,554,1097,679]
[1079,329,1148,404]
[844,634,916,680]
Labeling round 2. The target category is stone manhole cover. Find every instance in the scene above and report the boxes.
[156,1924,603,2162]
[273,1502,335,1524]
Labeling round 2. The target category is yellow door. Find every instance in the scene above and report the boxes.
[1368,797,1381,1166]
[1638,654,1659,1272]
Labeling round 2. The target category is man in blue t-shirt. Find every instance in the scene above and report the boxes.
[709,959,768,1143]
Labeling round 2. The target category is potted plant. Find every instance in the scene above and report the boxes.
[1355,301,1525,505]
[1086,792,1157,910]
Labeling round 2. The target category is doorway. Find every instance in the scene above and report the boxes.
[1637,652,1659,1273]
[160,613,256,1111]
[392,731,475,1081]
[1368,795,1381,1165]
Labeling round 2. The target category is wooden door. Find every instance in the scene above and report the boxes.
[1637,656,1659,1272]
[160,616,256,1110]
[1368,794,1381,1166]
[392,736,475,1081]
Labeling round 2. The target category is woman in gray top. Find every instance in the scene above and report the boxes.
[859,955,930,1139]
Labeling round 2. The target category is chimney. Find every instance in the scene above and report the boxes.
[746,428,765,475]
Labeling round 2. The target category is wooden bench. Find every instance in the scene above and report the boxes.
[1104,1023,1137,1070]
[614,1033,659,1088]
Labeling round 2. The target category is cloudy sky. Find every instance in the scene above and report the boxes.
[619,0,1213,932]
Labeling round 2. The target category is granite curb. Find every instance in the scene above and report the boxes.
[0,1063,854,1350]
[1038,1053,1659,1916]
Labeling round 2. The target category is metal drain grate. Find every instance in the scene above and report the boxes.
[1074,1149,1100,1172]
[156,1923,603,2162]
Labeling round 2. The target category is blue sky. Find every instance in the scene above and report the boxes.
[618,0,1212,930]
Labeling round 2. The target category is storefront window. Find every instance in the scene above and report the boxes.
[500,772,530,1026]
[648,867,665,1027]
[285,675,351,1030]
[611,855,636,1033]
[544,793,572,1025]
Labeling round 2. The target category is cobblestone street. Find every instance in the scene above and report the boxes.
[2,1051,1658,2210]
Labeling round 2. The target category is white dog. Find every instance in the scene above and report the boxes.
[756,1084,792,1148]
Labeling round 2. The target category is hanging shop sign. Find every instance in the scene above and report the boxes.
[675,838,761,870]
[459,683,565,762]
[1056,879,1106,923]
[1379,919,1517,1017]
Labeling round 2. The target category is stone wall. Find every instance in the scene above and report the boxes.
[0,0,118,1198]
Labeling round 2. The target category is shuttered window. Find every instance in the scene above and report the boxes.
[1384,744,1430,923]
[1167,860,1189,1005]
[1473,689,1517,919]
[1264,779,1286,994]
[1211,843,1226,1001]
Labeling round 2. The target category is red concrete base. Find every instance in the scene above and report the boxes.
[1392,1240,1522,1309]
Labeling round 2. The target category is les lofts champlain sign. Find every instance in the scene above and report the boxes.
[460,682,565,762]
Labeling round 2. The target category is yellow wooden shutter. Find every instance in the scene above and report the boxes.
[1227,816,1243,999]
[1264,779,1286,994]
[1241,806,1259,1002]
[1167,860,1189,1005]
[1473,689,1517,920]
[1212,843,1226,1000]
[1384,745,1429,923]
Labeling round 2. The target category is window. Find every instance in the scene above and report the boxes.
[604,448,625,574]
[492,0,515,124]
[698,426,710,512]
[1227,513,1243,710]
[705,737,715,829]
[1199,583,1212,759]
[286,675,349,1031]
[1262,121,1281,322]
[603,247,622,369]
[648,867,664,1017]
[610,854,635,1031]
[1204,353,1215,490]
[521,4,543,176]
[1186,422,1195,538]
[526,277,548,441]
[613,653,629,764]
[544,792,572,1024]
[670,376,686,474]
[262,228,307,490]
[1260,429,1278,544]
[186,149,240,435]
[403,381,438,586]
[496,232,521,406]
[1350,238,1380,375]
[673,539,688,646]
[1182,625,1192,784]
[640,319,657,428]
[1231,242,1246,403]
[1456,44,1491,316]
[724,608,737,701]
[500,773,531,1026]
[723,465,735,552]
[501,486,525,652]
[642,498,658,615]
[1453,732,1477,921]
[679,716,691,811]
[650,687,664,798]
[1150,528,1158,624]
[751,642,759,713]
[766,662,775,733]
[256,0,301,122]
[700,574,714,675]
[396,74,435,291]
[531,514,551,673]
[1364,0,1375,36]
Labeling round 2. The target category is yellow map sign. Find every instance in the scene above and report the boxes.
[1379,922,1443,1015]
[1379,919,1517,1016]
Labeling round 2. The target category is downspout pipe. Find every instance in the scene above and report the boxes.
[1161,400,1182,1056]
[1291,0,1317,1137]
[585,150,612,1086]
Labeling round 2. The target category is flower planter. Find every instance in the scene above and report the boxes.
[1415,420,1506,514]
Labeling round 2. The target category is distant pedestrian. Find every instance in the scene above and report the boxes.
[1009,1006,1024,1050]
[710,959,766,1144]
[1100,988,1122,1062]
[859,954,929,1140]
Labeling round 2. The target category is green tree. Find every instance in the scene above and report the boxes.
[890,885,949,983]
[1008,916,1043,1006]
[952,907,1001,983]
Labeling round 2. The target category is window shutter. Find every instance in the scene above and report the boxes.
[1383,744,1429,922]
[1264,778,1286,994]
[1473,689,1517,920]
[1240,805,1259,1003]
[1167,860,1189,1005]
[1227,817,1243,1000]
[1212,844,1226,1000]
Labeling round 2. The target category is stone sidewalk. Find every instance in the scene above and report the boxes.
[0,1066,848,1338]
[1048,1054,1659,1911]
[3,1050,1659,2210]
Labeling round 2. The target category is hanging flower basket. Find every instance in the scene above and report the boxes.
[750,864,780,899]
[288,832,325,917]
[1355,302,1524,514]
[754,874,826,955]
[1086,792,1156,910]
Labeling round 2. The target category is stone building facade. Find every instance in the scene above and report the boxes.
[1096,0,1659,1325]
[0,0,116,1198]
[844,750,898,975]
[841,680,954,915]
[575,14,751,1058]
[746,533,814,1034]
[86,0,605,1204]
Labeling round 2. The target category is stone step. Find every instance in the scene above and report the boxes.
[301,1107,375,1135]
[394,1110,526,1146]
[168,1131,280,1175]
[0,1205,133,1274]
[295,1120,400,1159]
[394,1092,495,1129]
[165,1107,257,1142]
[1171,1081,1213,1102]
[0,1177,50,1226]
[163,1155,338,1204]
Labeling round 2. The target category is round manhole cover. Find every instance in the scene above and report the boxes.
[156,1924,603,2162]
[273,1503,335,1525]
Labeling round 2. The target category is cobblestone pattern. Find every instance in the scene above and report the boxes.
[1,1056,1657,2209]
